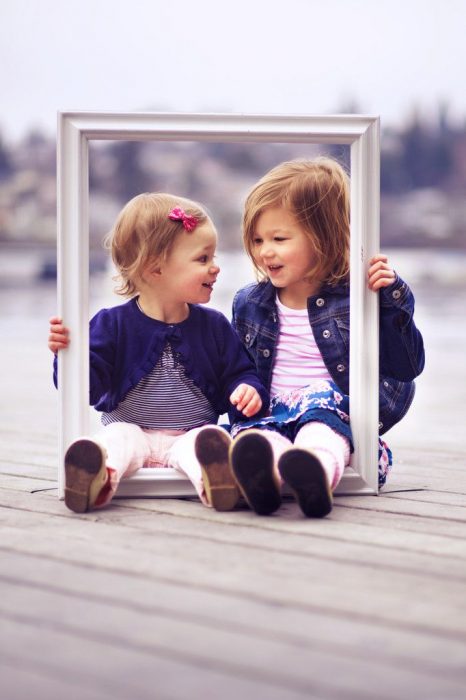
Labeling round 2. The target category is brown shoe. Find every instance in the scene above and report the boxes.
[278,448,333,518]
[64,439,108,513]
[195,427,239,511]
[230,430,281,516]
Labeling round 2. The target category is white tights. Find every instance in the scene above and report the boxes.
[91,422,216,507]
[261,422,351,491]
[91,420,350,508]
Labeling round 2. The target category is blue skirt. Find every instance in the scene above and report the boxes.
[231,380,392,488]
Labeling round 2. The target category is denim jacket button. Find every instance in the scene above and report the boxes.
[245,333,251,343]
[336,363,345,372]
[392,289,401,300]
[316,298,325,307]
[263,349,271,358]
[379,421,384,430]
[383,381,389,388]
[323,329,331,339]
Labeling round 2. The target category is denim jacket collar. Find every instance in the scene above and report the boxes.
[245,279,349,308]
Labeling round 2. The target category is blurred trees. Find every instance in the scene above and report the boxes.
[1,108,465,250]
[382,111,462,193]
[97,141,156,201]
[0,136,13,180]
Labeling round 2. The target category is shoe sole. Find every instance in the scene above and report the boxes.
[195,428,239,511]
[230,431,281,516]
[64,439,106,513]
[278,449,333,518]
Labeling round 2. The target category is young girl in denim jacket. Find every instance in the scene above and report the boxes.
[48,192,268,514]
[229,157,425,518]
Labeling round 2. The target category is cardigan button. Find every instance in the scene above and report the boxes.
[168,327,181,340]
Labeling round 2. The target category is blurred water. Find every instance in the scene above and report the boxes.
[1,246,465,316]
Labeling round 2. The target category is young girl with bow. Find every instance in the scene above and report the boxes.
[48,193,268,513]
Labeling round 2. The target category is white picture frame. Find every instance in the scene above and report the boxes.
[57,111,380,499]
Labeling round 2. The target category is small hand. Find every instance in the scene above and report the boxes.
[230,383,263,418]
[368,255,396,291]
[48,316,70,353]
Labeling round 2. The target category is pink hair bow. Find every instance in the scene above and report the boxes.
[168,206,199,232]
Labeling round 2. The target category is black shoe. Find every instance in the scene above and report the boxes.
[195,427,239,511]
[278,448,333,518]
[230,431,281,516]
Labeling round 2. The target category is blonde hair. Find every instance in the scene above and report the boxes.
[242,157,350,286]
[105,192,211,297]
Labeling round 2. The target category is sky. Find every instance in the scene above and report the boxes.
[1,0,465,143]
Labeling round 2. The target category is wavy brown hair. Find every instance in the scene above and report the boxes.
[242,157,350,286]
[104,192,211,297]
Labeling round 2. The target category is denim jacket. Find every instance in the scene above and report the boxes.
[232,275,425,435]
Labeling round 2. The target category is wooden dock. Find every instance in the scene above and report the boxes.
[1,308,466,700]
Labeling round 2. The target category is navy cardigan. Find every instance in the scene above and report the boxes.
[54,298,269,425]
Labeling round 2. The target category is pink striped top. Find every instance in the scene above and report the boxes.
[270,296,332,397]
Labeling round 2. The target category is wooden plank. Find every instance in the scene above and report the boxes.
[385,471,466,494]
[334,495,466,522]
[113,490,466,541]
[1,568,466,699]
[3,546,466,679]
[2,487,466,564]
[0,617,311,700]
[1,495,466,638]
[0,655,123,700]
[0,445,56,460]
[0,474,56,492]
[382,488,466,508]
[0,651,120,700]
[0,466,56,481]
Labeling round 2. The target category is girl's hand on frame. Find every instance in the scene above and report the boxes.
[230,383,263,418]
[48,316,70,354]
[368,255,396,291]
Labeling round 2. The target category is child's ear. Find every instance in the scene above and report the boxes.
[146,257,162,276]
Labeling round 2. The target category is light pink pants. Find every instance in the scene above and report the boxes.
[93,422,218,508]
[261,422,351,491]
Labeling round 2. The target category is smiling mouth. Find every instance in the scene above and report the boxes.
[202,282,215,289]
[268,265,283,272]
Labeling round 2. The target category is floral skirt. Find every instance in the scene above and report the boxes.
[231,380,392,488]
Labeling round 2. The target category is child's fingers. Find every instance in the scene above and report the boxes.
[48,334,70,353]
[368,257,391,275]
[368,257,395,291]
[48,322,70,353]
[229,384,256,413]
[369,254,388,266]
[48,330,69,342]
[229,385,245,406]
[230,384,250,411]
[49,320,69,334]
[368,267,396,291]
[230,385,262,417]
[241,393,262,418]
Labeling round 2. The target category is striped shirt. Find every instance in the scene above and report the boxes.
[101,342,218,430]
[270,296,332,397]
